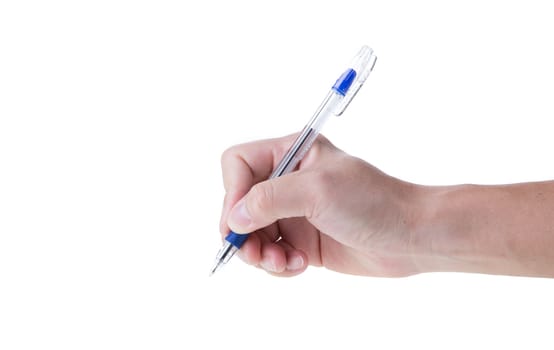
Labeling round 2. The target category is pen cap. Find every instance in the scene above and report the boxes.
[335,45,377,116]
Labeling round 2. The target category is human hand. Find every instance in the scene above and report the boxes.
[219,134,425,277]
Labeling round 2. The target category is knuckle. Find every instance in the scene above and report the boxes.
[313,134,333,152]
[249,182,274,215]
[220,146,237,166]
[307,137,325,158]
[313,134,329,148]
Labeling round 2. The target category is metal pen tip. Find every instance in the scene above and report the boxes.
[210,260,223,277]
[210,240,238,276]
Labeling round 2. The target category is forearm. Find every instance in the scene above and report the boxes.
[412,181,554,277]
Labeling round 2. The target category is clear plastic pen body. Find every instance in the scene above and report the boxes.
[269,90,342,179]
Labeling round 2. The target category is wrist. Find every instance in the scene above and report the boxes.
[408,184,523,275]
[407,184,493,274]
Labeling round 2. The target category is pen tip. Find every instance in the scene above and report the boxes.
[210,261,221,277]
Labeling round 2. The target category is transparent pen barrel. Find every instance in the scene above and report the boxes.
[270,91,343,178]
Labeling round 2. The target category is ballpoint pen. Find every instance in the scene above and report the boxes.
[210,45,377,276]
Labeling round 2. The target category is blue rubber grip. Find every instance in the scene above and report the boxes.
[225,231,249,248]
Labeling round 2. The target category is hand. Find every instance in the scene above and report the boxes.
[219,134,424,277]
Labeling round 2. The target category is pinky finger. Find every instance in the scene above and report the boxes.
[266,239,309,277]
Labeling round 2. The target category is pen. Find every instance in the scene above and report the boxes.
[210,45,377,276]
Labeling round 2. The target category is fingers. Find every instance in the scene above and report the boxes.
[219,133,336,236]
[219,134,337,277]
[219,134,301,236]
[237,232,309,277]
[225,173,317,277]
[276,239,309,277]
[227,171,319,234]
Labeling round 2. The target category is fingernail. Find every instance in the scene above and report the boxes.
[260,258,278,272]
[287,255,304,271]
[229,198,252,232]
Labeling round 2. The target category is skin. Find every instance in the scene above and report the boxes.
[219,134,554,278]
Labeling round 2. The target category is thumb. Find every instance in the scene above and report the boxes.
[227,173,317,234]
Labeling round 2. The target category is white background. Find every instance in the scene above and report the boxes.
[1,1,554,349]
